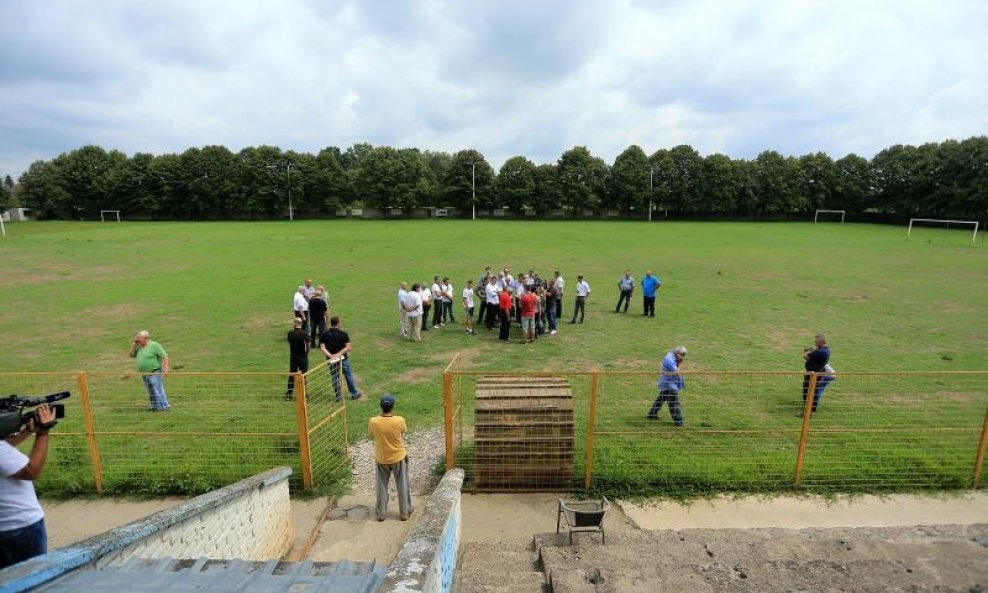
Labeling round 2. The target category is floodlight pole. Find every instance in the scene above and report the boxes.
[287,162,294,222]
[471,162,477,221]
[648,166,654,222]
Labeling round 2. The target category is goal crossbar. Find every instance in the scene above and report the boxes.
[908,218,978,243]
[814,209,845,223]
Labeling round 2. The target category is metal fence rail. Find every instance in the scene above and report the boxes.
[443,364,988,494]
[0,367,352,495]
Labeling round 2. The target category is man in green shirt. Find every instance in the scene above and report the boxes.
[129,330,171,412]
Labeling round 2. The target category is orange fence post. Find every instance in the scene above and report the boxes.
[793,372,818,486]
[293,371,313,489]
[76,371,104,494]
[973,403,988,489]
[585,371,600,489]
[444,368,455,471]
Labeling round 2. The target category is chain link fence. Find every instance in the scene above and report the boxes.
[0,365,352,496]
[443,364,988,495]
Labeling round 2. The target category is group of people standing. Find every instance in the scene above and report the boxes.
[397,267,592,344]
[287,277,362,402]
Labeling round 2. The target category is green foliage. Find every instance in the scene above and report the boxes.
[13,137,988,220]
[607,145,649,211]
[496,156,537,211]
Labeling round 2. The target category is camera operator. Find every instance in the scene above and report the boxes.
[0,404,55,569]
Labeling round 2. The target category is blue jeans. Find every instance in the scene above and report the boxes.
[647,389,685,426]
[330,358,360,400]
[0,518,47,569]
[813,375,835,410]
[142,371,171,410]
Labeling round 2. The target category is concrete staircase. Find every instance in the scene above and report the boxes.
[534,524,988,593]
[454,540,547,593]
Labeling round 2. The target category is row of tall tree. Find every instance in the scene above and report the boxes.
[10,137,988,220]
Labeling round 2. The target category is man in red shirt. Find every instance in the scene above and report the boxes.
[519,287,539,344]
[498,289,513,341]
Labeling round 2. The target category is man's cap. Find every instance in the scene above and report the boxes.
[380,394,395,406]
[674,345,688,355]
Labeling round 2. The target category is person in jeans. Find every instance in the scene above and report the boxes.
[368,394,413,521]
[615,270,635,313]
[647,346,687,426]
[129,330,171,411]
[441,277,456,323]
[0,404,56,569]
[320,316,363,401]
[307,287,329,347]
[798,334,831,417]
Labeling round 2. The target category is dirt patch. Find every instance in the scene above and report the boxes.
[393,366,437,384]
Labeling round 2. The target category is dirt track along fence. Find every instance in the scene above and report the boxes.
[442,360,988,494]
[0,363,350,495]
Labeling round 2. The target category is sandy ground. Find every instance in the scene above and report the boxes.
[42,491,988,562]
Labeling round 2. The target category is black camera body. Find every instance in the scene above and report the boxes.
[0,392,70,439]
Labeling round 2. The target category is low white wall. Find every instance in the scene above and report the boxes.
[379,469,464,593]
[0,467,293,593]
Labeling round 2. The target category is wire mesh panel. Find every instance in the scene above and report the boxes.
[799,372,987,490]
[444,370,988,495]
[84,372,303,495]
[0,373,96,495]
[592,372,811,495]
[304,360,351,488]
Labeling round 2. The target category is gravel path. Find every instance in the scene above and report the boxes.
[348,427,447,495]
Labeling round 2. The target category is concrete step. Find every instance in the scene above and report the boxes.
[454,570,546,591]
[459,540,537,568]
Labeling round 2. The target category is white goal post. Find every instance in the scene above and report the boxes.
[100,210,122,222]
[814,209,845,223]
[907,218,979,243]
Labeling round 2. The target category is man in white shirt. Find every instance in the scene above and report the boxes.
[462,280,476,334]
[430,276,444,329]
[397,282,408,337]
[553,271,565,319]
[418,282,432,333]
[293,286,309,332]
[402,283,423,342]
[484,276,500,330]
[570,275,591,324]
[1,405,56,569]
[441,277,456,324]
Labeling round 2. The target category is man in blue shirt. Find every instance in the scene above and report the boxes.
[615,271,635,313]
[640,271,661,317]
[647,346,687,426]
[799,334,830,417]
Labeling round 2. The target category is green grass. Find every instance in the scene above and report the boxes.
[1,220,986,495]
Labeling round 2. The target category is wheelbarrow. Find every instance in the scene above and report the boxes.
[556,497,610,544]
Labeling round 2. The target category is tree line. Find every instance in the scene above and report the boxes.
[7,137,987,220]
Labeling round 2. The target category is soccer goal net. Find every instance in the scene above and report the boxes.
[814,209,845,223]
[100,210,122,222]
[907,218,979,243]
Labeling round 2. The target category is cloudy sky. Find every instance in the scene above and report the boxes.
[1,0,985,178]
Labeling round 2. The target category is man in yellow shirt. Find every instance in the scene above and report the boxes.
[368,394,413,521]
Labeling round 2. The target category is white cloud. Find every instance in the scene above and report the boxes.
[0,0,985,177]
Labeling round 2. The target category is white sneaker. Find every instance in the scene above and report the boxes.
[550,330,557,335]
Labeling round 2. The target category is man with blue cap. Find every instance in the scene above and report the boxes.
[368,394,413,521]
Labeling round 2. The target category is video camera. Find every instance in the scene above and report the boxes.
[0,391,70,439]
